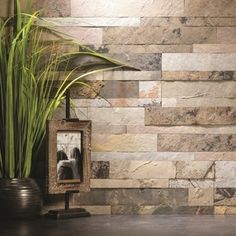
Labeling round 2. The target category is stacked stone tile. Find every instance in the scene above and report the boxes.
[1,0,236,215]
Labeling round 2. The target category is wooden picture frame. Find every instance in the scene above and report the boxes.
[46,119,91,194]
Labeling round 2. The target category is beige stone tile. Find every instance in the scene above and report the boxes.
[145,107,236,126]
[92,125,127,135]
[88,107,144,125]
[91,152,194,162]
[215,206,236,215]
[217,27,236,44]
[195,152,236,161]
[92,134,157,152]
[71,0,184,17]
[90,179,169,188]
[170,180,214,188]
[185,0,236,17]
[162,81,236,98]
[162,54,236,71]
[139,81,161,98]
[109,160,176,179]
[188,188,214,206]
[193,44,236,53]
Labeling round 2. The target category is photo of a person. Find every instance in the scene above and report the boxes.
[57,150,73,180]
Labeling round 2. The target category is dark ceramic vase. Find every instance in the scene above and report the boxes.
[0,178,42,219]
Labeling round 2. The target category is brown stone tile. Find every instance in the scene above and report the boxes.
[157,134,236,152]
[90,161,109,179]
[145,107,236,126]
[193,44,236,53]
[217,27,236,44]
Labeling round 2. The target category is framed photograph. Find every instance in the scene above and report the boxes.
[46,119,91,194]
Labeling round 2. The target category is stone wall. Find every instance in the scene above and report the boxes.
[2,0,236,215]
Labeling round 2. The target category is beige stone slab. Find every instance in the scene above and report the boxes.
[162,98,236,107]
[188,188,214,206]
[88,107,144,125]
[215,190,236,206]
[162,54,236,71]
[193,44,236,53]
[215,206,236,215]
[169,180,214,188]
[185,0,236,17]
[176,161,214,179]
[162,71,236,81]
[90,179,169,188]
[104,45,192,53]
[141,17,236,27]
[157,134,236,152]
[127,125,236,134]
[92,134,157,152]
[217,27,236,44]
[41,17,140,27]
[103,27,216,45]
[139,81,161,98]
[92,125,127,135]
[145,107,236,126]
[71,0,184,17]
[103,71,161,81]
[109,160,176,179]
[79,206,111,215]
[162,81,236,98]
[91,152,194,162]
[52,27,103,44]
[195,152,236,161]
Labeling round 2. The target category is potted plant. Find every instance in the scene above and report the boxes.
[0,0,131,219]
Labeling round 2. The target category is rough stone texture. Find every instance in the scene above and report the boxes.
[109,160,176,179]
[215,161,236,187]
[157,134,236,152]
[90,161,109,179]
[92,134,157,152]
[185,0,236,17]
[77,189,188,206]
[92,152,194,162]
[71,0,184,17]
[139,81,161,98]
[100,81,139,99]
[188,188,214,206]
[92,125,127,134]
[215,206,236,215]
[162,71,236,81]
[217,27,236,44]
[103,27,216,45]
[175,161,214,179]
[145,107,236,126]
[162,54,236,71]
[90,179,169,189]
[169,180,214,188]
[193,44,236,53]
[195,152,236,161]
[215,188,236,206]
[87,108,144,125]
[162,81,236,98]
[105,53,162,71]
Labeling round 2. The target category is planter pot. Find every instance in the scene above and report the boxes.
[0,178,42,219]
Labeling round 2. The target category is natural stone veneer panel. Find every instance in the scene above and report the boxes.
[195,152,236,161]
[90,179,169,189]
[162,81,236,98]
[105,53,161,71]
[215,206,236,215]
[77,189,188,206]
[185,0,236,17]
[92,134,157,152]
[215,161,236,187]
[215,188,236,206]
[169,180,214,188]
[217,27,236,44]
[176,161,214,179]
[112,205,214,215]
[109,160,176,179]
[157,134,236,152]
[162,54,236,71]
[103,27,216,45]
[71,0,184,17]
[193,44,236,53]
[90,161,109,179]
[88,108,144,125]
[162,71,236,81]
[139,81,161,98]
[188,188,214,206]
[145,107,236,126]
